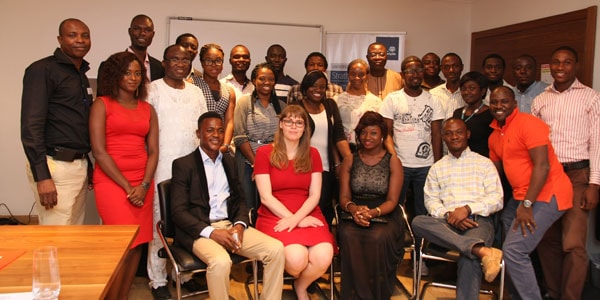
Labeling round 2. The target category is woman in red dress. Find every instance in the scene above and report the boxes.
[254,104,335,300]
[90,51,158,300]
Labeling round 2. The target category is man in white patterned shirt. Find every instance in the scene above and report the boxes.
[412,118,504,299]
[531,46,600,300]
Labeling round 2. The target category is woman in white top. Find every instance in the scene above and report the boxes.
[292,70,352,226]
[334,59,382,152]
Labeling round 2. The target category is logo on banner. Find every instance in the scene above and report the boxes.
[330,70,348,90]
[376,37,400,61]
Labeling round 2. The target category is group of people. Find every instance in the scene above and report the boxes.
[20,14,599,300]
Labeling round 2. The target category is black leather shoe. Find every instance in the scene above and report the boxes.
[181,279,207,292]
[151,285,171,300]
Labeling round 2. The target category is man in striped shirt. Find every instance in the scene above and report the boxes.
[531,46,600,300]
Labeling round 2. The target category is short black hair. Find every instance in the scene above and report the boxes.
[163,44,187,60]
[401,56,422,71]
[441,52,463,65]
[197,111,222,129]
[552,46,578,62]
[175,33,197,45]
[304,52,328,69]
[482,53,506,68]
[515,54,537,66]
[460,71,488,89]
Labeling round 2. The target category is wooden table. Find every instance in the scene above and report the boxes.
[0,225,138,299]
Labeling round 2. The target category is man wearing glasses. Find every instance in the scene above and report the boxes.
[147,44,208,299]
[379,56,443,276]
[366,42,404,100]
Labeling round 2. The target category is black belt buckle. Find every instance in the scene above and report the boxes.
[48,147,86,162]
[562,160,589,172]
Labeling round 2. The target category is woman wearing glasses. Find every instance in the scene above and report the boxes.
[233,63,286,209]
[254,105,335,300]
[291,70,352,226]
[197,43,236,153]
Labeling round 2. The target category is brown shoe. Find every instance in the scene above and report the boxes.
[481,247,502,282]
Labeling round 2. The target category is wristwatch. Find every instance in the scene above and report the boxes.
[523,199,533,208]
[141,182,151,190]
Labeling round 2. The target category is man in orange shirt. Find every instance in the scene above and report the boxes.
[488,86,573,300]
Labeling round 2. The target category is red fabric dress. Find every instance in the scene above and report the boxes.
[93,97,153,248]
[254,144,335,247]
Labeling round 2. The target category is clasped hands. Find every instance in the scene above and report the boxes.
[211,225,244,253]
[446,206,478,231]
[126,184,147,207]
[274,215,323,232]
[350,205,372,227]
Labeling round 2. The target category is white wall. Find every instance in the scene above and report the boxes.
[0,0,471,217]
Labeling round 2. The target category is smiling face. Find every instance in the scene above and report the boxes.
[196,117,225,156]
[252,67,276,97]
[442,119,470,157]
[402,61,424,91]
[550,49,578,92]
[128,16,154,50]
[348,62,368,91]
[57,19,91,62]
[489,87,517,126]
[422,53,441,77]
[163,46,191,81]
[229,45,251,73]
[118,60,143,95]
[358,125,383,151]
[305,77,327,103]
[366,44,387,71]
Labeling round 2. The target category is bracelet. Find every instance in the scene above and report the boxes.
[334,161,342,168]
[464,205,472,215]
[345,201,356,211]
[375,206,381,217]
[141,182,150,190]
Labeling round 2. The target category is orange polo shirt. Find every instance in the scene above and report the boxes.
[488,108,573,211]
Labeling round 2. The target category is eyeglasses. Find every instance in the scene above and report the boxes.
[167,57,191,65]
[403,68,424,75]
[202,58,224,66]
[282,119,305,128]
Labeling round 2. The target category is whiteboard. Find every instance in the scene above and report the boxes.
[168,17,323,82]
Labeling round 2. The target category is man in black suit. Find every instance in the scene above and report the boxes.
[171,112,285,300]
[96,14,164,97]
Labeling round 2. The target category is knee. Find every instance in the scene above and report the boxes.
[285,252,309,275]
[208,254,232,271]
[309,245,334,270]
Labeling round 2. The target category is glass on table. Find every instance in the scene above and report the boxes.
[32,246,60,300]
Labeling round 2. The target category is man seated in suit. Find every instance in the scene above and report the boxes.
[171,111,285,300]
[412,118,504,299]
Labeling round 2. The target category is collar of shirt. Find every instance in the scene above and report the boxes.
[199,146,223,164]
[448,147,472,160]
[54,48,90,72]
[548,78,585,94]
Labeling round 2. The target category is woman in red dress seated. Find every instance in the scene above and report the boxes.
[254,105,335,300]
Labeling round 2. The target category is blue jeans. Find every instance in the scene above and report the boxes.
[501,196,565,300]
[400,166,430,217]
[412,215,495,299]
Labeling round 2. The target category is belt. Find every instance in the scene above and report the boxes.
[47,147,87,162]
[249,139,272,145]
[561,160,589,172]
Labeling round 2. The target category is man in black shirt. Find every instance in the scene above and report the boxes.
[21,18,93,225]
